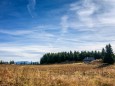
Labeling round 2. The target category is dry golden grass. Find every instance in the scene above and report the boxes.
[0,63,115,86]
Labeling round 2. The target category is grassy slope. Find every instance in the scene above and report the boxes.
[0,63,115,86]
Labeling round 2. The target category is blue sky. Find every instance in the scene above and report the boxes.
[0,0,115,62]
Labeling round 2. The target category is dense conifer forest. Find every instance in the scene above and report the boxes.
[40,44,115,64]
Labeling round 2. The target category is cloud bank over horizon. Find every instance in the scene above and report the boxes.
[0,0,115,61]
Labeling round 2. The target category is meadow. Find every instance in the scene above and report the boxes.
[0,62,115,86]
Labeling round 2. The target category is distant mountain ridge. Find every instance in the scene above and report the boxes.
[15,61,31,64]
[15,61,39,65]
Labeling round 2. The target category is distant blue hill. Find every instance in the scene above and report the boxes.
[15,61,31,65]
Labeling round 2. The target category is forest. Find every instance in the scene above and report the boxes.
[40,44,115,64]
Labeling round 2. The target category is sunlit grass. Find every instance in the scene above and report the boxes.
[0,63,115,86]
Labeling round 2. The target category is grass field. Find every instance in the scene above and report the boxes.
[0,62,115,86]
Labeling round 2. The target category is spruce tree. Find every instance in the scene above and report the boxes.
[103,44,115,64]
[102,48,106,60]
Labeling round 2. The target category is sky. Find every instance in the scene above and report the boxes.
[0,0,115,62]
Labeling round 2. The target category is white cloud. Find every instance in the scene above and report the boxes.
[0,26,55,39]
[59,0,115,46]
[60,15,69,33]
[74,0,97,27]
[27,0,36,18]
[0,29,32,35]
[58,0,115,53]
[61,0,115,31]
[0,44,54,61]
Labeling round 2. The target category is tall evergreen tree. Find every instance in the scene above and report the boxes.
[9,60,14,64]
[102,48,106,60]
[103,44,115,64]
[0,60,3,64]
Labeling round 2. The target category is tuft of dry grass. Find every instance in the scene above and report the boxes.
[0,63,115,86]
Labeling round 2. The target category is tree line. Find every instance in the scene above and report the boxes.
[40,44,115,64]
[0,60,39,65]
[0,60,14,64]
[0,44,114,65]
